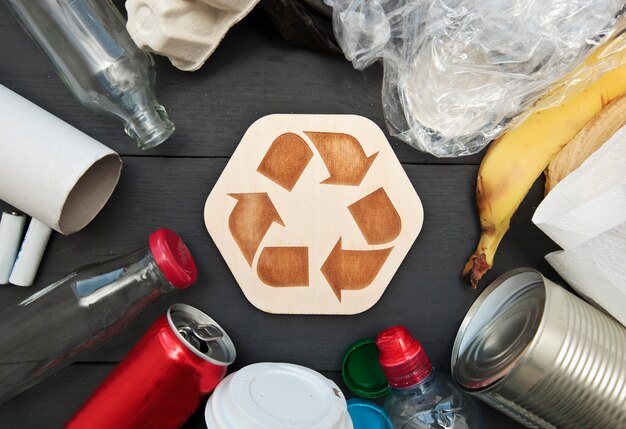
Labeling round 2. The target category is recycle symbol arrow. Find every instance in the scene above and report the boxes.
[228,132,401,302]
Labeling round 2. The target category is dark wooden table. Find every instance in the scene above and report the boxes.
[0,6,561,428]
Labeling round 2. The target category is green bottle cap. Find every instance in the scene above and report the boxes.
[342,337,390,399]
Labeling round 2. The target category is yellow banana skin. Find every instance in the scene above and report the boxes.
[464,36,626,288]
[545,94,626,194]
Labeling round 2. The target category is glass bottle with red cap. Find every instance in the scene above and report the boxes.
[0,228,197,405]
[377,326,482,429]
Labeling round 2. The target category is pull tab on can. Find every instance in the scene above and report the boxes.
[169,306,235,363]
[177,321,224,353]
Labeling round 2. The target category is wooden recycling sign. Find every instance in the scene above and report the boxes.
[205,115,423,314]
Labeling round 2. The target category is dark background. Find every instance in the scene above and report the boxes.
[0,5,561,428]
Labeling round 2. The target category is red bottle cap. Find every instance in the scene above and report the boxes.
[376,326,433,388]
[149,228,197,289]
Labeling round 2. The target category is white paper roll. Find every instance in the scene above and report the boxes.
[0,212,27,284]
[9,218,52,287]
[0,85,122,234]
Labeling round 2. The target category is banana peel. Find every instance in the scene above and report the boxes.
[464,34,626,288]
[545,94,626,194]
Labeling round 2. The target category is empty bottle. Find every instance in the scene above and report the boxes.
[0,228,197,405]
[4,0,175,150]
[377,326,482,429]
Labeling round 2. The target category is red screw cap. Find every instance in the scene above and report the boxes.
[149,228,197,289]
[376,326,433,388]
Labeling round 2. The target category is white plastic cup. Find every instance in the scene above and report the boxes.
[205,363,353,429]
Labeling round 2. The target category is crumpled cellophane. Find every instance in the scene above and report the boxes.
[327,0,625,157]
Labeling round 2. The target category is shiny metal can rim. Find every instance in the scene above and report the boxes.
[451,267,547,391]
[167,303,237,366]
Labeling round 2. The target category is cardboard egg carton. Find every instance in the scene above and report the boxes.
[126,0,259,71]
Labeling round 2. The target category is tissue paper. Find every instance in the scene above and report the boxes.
[546,224,626,326]
[533,125,626,326]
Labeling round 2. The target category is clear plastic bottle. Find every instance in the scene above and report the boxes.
[4,0,175,150]
[377,326,482,429]
[0,228,197,405]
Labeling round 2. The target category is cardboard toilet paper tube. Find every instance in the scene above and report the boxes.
[0,212,27,284]
[0,85,122,234]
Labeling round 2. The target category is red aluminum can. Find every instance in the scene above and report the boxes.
[65,304,236,429]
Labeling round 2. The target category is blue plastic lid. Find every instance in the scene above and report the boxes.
[347,398,393,429]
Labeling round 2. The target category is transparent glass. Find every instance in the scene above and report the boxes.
[4,0,175,150]
[384,372,482,429]
[0,247,175,405]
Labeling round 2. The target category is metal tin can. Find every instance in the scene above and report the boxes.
[451,268,626,429]
[65,303,236,429]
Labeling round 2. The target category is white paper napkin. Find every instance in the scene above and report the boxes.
[533,125,626,326]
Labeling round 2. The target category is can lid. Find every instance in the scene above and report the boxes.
[453,270,545,390]
[347,399,393,429]
[376,326,432,388]
[149,228,197,289]
[168,304,236,366]
[342,338,390,398]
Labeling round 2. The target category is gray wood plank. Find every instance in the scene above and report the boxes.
[0,157,559,373]
[0,4,551,427]
[0,363,522,429]
[0,7,482,164]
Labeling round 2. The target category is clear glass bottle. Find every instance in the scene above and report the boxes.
[0,228,197,405]
[4,0,175,150]
[377,326,482,429]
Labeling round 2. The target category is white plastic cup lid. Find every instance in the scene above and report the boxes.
[205,362,353,429]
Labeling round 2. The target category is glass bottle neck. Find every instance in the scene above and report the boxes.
[124,104,175,150]
[70,247,174,307]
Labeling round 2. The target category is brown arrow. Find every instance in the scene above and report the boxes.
[228,193,284,266]
[257,247,309,287]
[321,238,393,302]
[304,132,378,186]
[348,188,401,245]
[257,133,314,191]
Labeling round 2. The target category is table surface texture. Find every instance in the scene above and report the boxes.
[0,4,564,428]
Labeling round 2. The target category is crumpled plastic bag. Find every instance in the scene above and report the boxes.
[327,0,625,157]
